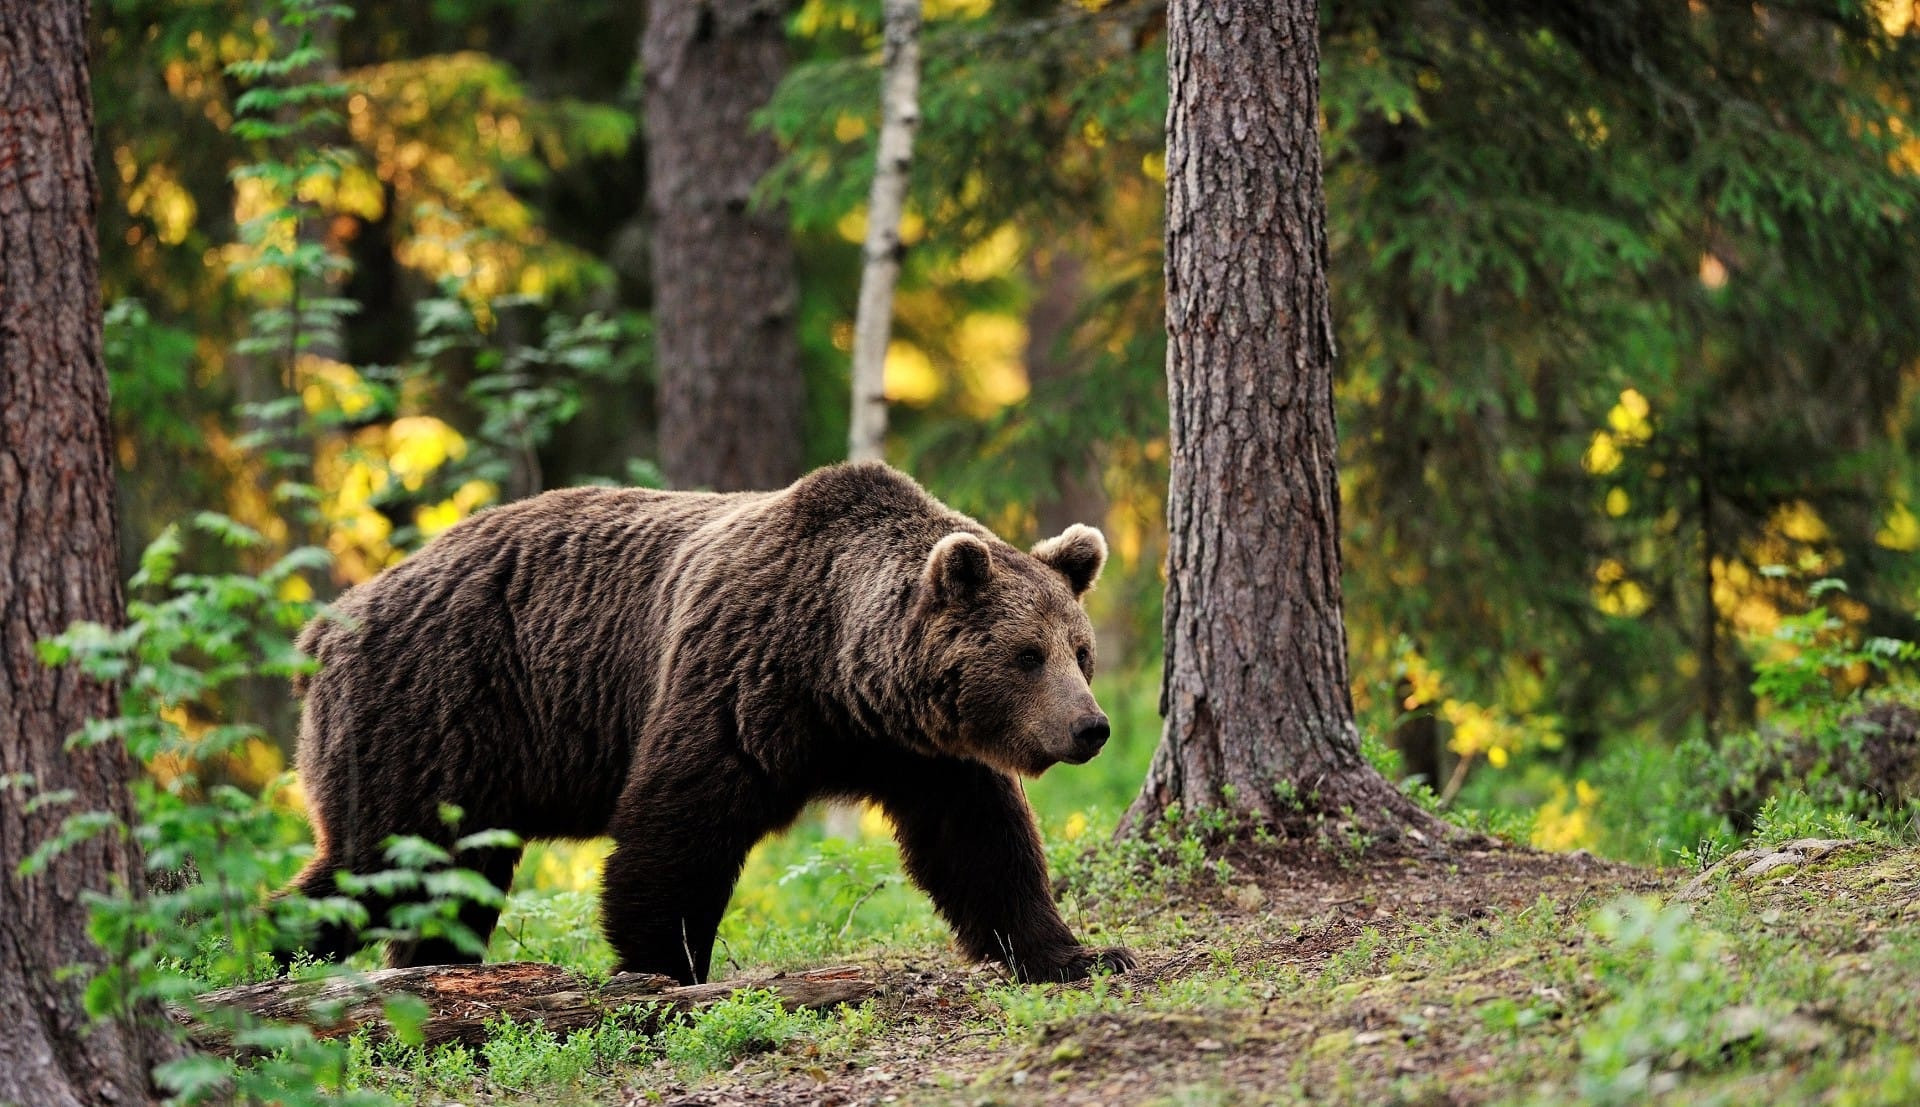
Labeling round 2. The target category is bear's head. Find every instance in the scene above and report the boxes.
[916,524,1112,777]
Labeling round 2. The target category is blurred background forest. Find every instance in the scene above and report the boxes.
[92,0,1920,880]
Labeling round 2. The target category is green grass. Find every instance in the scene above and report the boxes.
[331,815,1920,1105]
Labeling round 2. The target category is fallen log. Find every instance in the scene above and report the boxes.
[175,962,876,1055]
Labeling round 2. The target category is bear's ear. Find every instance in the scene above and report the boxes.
[1031,523,1108,599]
[925,532,995,603]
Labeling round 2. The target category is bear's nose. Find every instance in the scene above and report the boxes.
[1070,713,1110,756]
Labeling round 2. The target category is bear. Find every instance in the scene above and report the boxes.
[284,460,1134,984]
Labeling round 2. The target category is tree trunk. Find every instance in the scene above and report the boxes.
[847,0,923,464]
[1026,250,1107,543]
[1125,0,1446,842]
[0,3,179,1102]
[178,962,875,1055]
[645,0,806,492]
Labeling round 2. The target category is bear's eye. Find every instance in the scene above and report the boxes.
[1075,645,1092,672]
[1015,648,1045,672]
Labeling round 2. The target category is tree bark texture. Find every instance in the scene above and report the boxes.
[178,962,876,1055]
[0,3,178,1102]
[645,0,807,492]
[1125,0,1443,839]
[847,0,923,464]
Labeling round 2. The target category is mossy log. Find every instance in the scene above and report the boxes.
[175,962,875,1055]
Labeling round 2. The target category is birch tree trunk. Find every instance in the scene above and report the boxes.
[646,0,806,492]
[846,0,923,463]
[0,3,180,1100]
[1125,0,1447,842]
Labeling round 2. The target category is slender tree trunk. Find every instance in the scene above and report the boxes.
[0,4,178,1101]
[645,0,806,492]
[1697,413,1719,742]
[1125,0,1445,842]
[847,0,922,463]
[1026,249,1107,542]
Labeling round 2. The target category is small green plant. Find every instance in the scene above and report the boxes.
[479,1010,649,1090]
[777,836,907,940]
[657,990,812,1076]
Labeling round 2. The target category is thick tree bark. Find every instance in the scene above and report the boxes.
[0,3,179,1102]
[847,0,923,464]
[645,0,806,492]
[1125,0,1445,840]
[178,962,875,1054]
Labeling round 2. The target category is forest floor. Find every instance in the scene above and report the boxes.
[592,838,1920,1107]
[353,834,1920,1105]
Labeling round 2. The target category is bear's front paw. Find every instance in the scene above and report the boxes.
[1011,944,1136,984]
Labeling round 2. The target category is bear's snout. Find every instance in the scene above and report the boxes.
[1068,713,1111,761]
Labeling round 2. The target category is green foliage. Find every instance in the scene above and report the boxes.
[1578,898,1768,1103]
[658,990,812,1076]
[479,1010,648,1089]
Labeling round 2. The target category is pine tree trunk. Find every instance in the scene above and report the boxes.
[645,0,806,492]
[0,3,178,1101]
[847,0,922,464]
[1125,0,1446,842]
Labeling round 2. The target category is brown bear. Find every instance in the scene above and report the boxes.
[285,461,1133,983]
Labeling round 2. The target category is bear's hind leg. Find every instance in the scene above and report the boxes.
[385,843,523,968]
[272,854,360,971]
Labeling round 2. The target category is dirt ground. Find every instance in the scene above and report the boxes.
[644,845,1670,1106]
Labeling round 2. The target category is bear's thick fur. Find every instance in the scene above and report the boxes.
[287,461,1132,983]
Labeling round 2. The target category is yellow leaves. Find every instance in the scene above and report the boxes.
[1531,778,1601,852]
[1875,0,1914,35]
[859,804,894,839]
[121,158,198,245]
[1582,431,1623,475]
[1583,388,1653,475]
[1605,487,1631,517]
[1063,811,1090,841]
[954,313,1030,409]
[522,839,614,893]
[301,357,379,418]
[306,391,487,582]
[1400,650,1444,711]
[1608,388,1653,441]
[837,207,867,244]
[1592,558,1651,617]
[1712,557,1781,637]
[883,341,940,404]
[1141,151,1166,182]
[1771,501,1830,545]
[1393,645,1559,772]
[954,224,1023,282]
[416,480,497,540]
[386,416,468,491]
[1440,700,1503,758]
[834,113,868,143]
[1878,503,1920,551]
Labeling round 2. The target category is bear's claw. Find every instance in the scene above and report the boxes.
[1011,944,1137,983]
